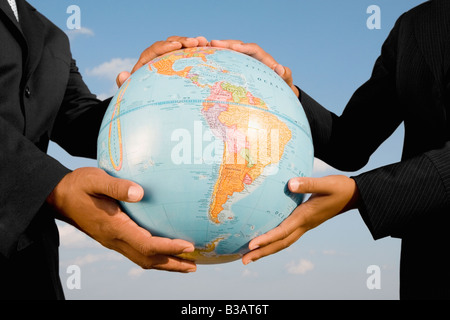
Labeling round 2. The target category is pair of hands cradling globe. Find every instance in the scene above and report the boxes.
[48,36,359,273]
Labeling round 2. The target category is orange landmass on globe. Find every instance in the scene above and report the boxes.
[147,48,292,225]
[204,82,292,224]
[148,47,217,77]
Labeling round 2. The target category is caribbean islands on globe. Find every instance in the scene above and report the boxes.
[97,47,314,264]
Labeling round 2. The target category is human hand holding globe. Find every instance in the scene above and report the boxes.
[116,36,209,88]
[208,39,360,265]
[47,167,197,272]
[47,38,208,273]
[209,40,300,98]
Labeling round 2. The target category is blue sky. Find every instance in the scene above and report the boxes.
[28,0,425,300]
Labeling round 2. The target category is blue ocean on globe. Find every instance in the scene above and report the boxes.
[97,47,313,264]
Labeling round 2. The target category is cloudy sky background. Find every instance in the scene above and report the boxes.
[27,0,425,299]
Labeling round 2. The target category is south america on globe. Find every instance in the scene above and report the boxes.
[97,47,314,264]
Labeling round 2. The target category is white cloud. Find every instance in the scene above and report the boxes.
[242,269,259,278]
[65,27,95,40]
[85,57,137,99]
[58,224,100,249]
[96,93,112,101]
[128,267,145,278]
[286,259,314,275]
[70,252,123,267]
[86,57,136,82]
[313,158,333,174]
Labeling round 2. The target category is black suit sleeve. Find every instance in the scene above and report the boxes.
[0,116,70,257]
[50,59,111,158]
[0,58,110,257]
[353,144,450,239]
[298,14,450,239]
[299,15,403,172]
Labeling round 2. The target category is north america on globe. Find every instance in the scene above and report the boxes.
[97,47,313,264]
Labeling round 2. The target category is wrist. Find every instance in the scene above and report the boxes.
[344,178,360,212]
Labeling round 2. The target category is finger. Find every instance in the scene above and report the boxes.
[133,234,196,257]
[247,220,298,252]
[210,39,244,49]
[288,176,337,195]
[211,40,279,69]
[131,41,182,74]
[166,36,209,48]
[195,36,209,46]
[114,217,195,256]
[114,240,197,273]
[283,66,294,87]
[243,228,304,265]
[230,43,280,70]
[274,64,286,77]
[116,71,131,88]
[149,255,197,273]
[166,36,200,48]
[274,64,294,86]
[112,224,197,272]
[211,40,296,92]
[247,201,312,251]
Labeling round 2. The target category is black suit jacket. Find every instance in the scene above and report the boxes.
[0,0,109,299]
[299,0,450,299]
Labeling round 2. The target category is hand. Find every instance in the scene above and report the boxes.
[242,175,359,265]
[47,167,197,273]
[210,40,299,97]
[116,36,209,87]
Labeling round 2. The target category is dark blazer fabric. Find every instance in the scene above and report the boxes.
[299,0,450,299]
[0,0,109,299]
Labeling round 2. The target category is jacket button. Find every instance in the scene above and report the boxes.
[24,86,31,98]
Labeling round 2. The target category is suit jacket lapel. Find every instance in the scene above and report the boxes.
[0,0,26,45]
[0,0,20,25]
[15,0,45,82]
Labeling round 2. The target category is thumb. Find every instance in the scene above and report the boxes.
[93,171,144,203]
[288,177,324,194]
[125,184,145,202]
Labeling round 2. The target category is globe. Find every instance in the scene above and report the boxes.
[97,47,313,264]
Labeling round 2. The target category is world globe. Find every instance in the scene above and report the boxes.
[97,47,313,264]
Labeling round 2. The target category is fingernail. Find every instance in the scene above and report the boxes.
[183,246,195,253]
[249,243,260,251]
[117,72,129,85]
[128,186,143,201]
[274,64,285,76]
[288,179,300,191]
[243,259,253,265]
